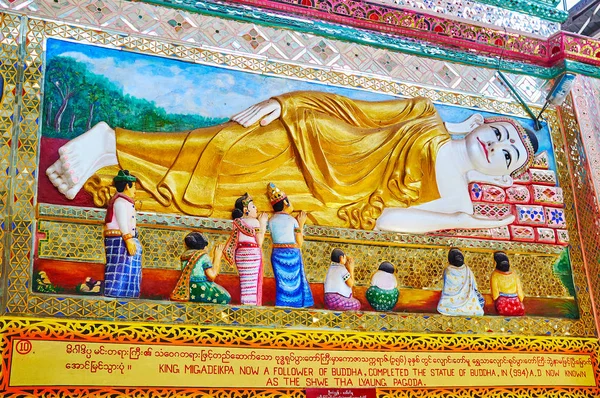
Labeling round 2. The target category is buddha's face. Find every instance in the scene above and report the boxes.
[246,201,258,218]
[465,121,528,176]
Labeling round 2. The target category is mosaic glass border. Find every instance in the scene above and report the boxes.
[172,0,554,65]
[379,0,560,37]
[0,16,590,337]
[450,0,567,22]
[0,13,21,308]
[26,17,551,108]
[0,4,562,107]
[140,0,593,77]
[3,1,600,80]
[560,83,600,335]
[0,317,598,397]
[37,204,566,256]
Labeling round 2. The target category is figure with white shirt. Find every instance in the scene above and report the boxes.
[323,248,361,311]
[366,261,399,311]
[103,170,142,298]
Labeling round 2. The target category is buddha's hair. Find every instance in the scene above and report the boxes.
[524,126,539,154]
[331,248,345,263]
[378,261,395,274]
[185,232,208,250]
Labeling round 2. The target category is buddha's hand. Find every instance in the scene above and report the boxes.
[466,170,514,188]
[489,175,514,187]
[231,99,282,128]
[444,113,484,134]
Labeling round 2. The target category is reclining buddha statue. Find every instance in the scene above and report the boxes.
[47,91,537,233]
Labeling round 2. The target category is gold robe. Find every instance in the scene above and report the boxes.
[87,91,450,229]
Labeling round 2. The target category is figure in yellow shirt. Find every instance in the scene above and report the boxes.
[490,251,525,316]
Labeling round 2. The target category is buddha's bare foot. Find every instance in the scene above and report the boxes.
[46,122,118,199]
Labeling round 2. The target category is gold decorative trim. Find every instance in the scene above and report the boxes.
[0,317,598,396]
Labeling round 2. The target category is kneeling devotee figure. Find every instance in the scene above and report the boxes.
[490,251,525,316]
[103,170,142,298]
[170,232,231,304]
[267,183,314,308]
[47,91,538,233]
[366,261,399,311]
[437,248,484,316]
[324,249,361,311]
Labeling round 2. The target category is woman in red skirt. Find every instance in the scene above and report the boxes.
[223,193,268,305]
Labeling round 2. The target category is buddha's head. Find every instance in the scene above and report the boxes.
[465,117,538,178]
[493,251,510,272]
[448,248,465,267]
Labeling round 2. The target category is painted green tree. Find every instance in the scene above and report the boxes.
[43,56,227,139]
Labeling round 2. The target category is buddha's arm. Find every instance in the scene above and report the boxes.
[276,91,435,127]
[232,92,440,133]
[376,207,515,233]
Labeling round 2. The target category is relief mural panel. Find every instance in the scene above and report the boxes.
[33,37,577,322]
[0,4,598,396]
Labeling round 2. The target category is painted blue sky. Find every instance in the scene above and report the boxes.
[46,39,390,119]
[45,38,556,170]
